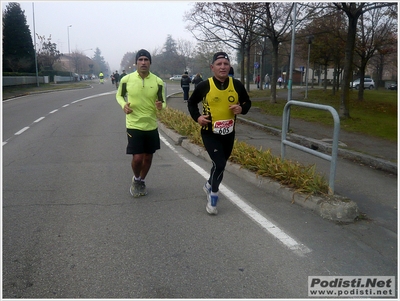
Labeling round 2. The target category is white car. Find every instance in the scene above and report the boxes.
[169,75,182,81]
[350,78,375,90]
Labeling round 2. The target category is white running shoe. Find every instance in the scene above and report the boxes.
[206,194,218,215]
[130,179,141,197]
[139,181,148,196]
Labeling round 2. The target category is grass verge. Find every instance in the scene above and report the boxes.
[249,88,397,142]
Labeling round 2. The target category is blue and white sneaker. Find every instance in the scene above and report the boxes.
[206,194,218,215]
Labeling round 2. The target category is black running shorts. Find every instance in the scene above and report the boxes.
[126,128,160,155]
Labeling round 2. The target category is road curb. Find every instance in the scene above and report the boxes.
[158,122,359,223]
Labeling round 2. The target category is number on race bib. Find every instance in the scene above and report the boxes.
[213,119,234,135]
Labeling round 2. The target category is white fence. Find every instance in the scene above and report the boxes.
[3,76,50,86]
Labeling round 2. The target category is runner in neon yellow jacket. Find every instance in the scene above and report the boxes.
[116,70,166,130]
[115,49,166,198]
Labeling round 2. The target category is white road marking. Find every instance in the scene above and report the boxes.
[3,91,116,145]
[160,134,311,256]
[34,117,45,123]
[14,127,29,135]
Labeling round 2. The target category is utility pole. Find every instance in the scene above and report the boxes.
[67,25,72,82]
[32,3,39,87]
[287,2,296,102]
[305,35,314,99]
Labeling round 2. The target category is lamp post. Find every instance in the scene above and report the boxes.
[287,2,296,102]
[67,25,72,82]
[32,3,39,87]
[305,34,314,99]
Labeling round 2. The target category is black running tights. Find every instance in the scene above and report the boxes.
[201,131,235,193]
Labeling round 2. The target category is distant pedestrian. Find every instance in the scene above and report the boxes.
[278,76,283,88]
[228,67,234,78]
[111,72,115,85]
[256,74,261,89]
[114,70,120,89]
[264,73,270,89]
[181,71,191,102]
[191,73,203,89]
[99,71,104,84]
[120,69,127,81]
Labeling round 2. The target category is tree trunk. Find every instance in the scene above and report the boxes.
[357,65,366,101]
[240,45,245,86]
[339,15,358,119]
[323,63,328,91]
[270,40,279,103]
[246,44,252,91]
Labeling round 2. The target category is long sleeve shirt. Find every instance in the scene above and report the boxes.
[116,71,166,131]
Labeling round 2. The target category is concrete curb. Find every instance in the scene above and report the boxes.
[158,122,359,223]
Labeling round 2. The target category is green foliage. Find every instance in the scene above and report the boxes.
[157,107,329,195]
[92,47,108,75]
[249,88,397,141]
[2,2,35,72]
[36,34,61,71]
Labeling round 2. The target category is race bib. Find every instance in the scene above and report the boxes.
[213,119,234,135]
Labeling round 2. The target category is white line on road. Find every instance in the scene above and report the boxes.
[3,91,116,145]
[14,127,30,135]
[34,117,45,123]
[160,134,311,256]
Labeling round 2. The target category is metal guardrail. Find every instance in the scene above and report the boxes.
[281,100,340,194]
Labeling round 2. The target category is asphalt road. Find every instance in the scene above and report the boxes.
[2,81,397,298]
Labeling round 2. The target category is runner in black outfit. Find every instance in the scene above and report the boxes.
[187,52,251,215]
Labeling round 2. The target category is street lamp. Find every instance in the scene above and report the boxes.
[67,25,72,81]
[305,34,314,99]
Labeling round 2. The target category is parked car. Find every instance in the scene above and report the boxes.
[350,78,375,90]
[388,83,397,90]
[169,75,182,81]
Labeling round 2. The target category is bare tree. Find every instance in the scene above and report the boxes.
[177,38,196,73]
[298,8,347,93]
[36,34,61,71]
[185,2,259,90]
[353,5,398,100]
[253,3,322,103]
[331,2,396,118]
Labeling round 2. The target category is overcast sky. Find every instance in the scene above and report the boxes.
[3,1,197,71]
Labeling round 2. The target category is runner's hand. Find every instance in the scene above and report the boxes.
[155,100,163,110]
[124,103,132,114]
[197,115,211,126]
[229,104,242,115]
